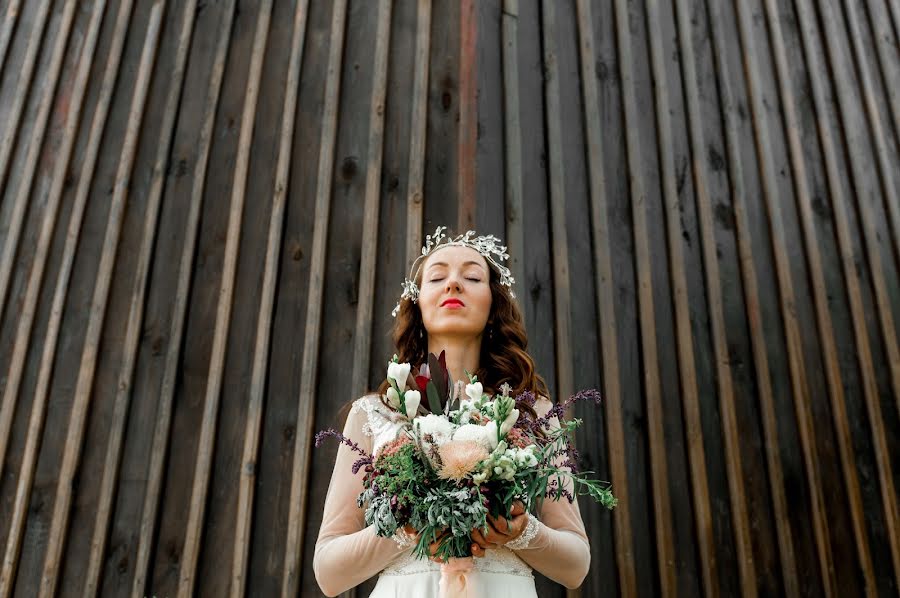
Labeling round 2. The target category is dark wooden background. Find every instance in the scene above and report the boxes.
[0,0,898,596]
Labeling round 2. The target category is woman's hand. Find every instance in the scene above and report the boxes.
[402,524,451,563]
[470,500,528,557]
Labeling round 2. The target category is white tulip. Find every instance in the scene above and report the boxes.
[387,361,411,392]
[483,421,499,451]
[499,408,519,437]
[403,390,421,418]
[464,382,483,403]
[386,386,401,409]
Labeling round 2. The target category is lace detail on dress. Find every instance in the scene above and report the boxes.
[351,396,405,454]
[380,547,533,578]
[505,513,540,550]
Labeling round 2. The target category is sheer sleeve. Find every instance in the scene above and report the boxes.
[508,396,591,589]
[313,396,408,597]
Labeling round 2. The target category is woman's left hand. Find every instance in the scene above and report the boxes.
[470,500,528,557]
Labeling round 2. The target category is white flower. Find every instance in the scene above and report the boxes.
[387,361,411,392]
[415,414,454,444]
[385,387,401,410]
[403,390,421,418]
[452,424,495,452]
[499,408,519,436]
[465,382,483,402]
[483,421,498,449]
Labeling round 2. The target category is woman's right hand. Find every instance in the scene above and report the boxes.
[402,524,450,563]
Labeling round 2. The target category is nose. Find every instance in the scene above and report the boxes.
[445,273,462,293]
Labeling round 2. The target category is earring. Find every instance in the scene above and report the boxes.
[418,328,423,339]
[488,326,494,340]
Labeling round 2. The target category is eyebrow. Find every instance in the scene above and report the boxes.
[426,261,486,271]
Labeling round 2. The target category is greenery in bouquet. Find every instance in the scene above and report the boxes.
[315,352,617,563]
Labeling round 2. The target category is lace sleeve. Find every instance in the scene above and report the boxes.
[313,396,408,597]
[506,396,592,589]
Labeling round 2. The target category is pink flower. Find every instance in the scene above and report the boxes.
[437,440,489,481]
[376,434,413,459]
[505,427,530,449]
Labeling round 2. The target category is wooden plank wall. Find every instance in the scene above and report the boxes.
[0,0,897,597]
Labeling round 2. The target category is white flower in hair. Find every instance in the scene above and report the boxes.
[391,225,516,317]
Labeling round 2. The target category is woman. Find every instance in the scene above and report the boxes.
[313,227,590,597]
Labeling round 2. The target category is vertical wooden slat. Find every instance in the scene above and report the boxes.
[0,0,51,191]
[0,2,112,590]
[230,2,309,596]
[457,0,476,232]
[36,5,165,596]
[82,1,198,595]
[540,4,578,595]
[675,0,802,595]
[862,0,900,146]
[838,0,900,265]
[501,0,524,321]
[131,3,237,595]
[175,1,273,595]
[280,2,347,595]
[0,0,22,80]
[612,0,687,595]
[350,0,391,400]
[0,0,77,321]
[649,0,756,593]
[889,1,900,57]
[404,0,430,269]
[573,1,635,595]
[706,0,824,593]
[0,0,107,472]
[725,1,838,595]
[763,0,895,593]
[793,0,900,587]
[814,0,900,422]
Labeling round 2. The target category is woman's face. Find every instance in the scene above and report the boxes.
[417,245,493,339]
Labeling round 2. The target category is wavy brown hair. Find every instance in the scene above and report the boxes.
[375,257,550,407]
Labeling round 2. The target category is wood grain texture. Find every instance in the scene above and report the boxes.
[0,0,895,595]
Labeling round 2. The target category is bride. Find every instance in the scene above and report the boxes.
[313,227,590,597]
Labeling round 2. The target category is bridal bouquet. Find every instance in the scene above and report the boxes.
[316,351,617,564]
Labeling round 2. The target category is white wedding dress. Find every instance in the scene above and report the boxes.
[313,392,590,597]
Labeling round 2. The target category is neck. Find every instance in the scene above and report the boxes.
[426,334,482,386]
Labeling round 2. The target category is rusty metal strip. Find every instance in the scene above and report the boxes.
[38,5,166,596]
[281,1,348,595]
[131,2,238,595]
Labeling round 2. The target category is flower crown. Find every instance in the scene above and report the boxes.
[392,226,516,317]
